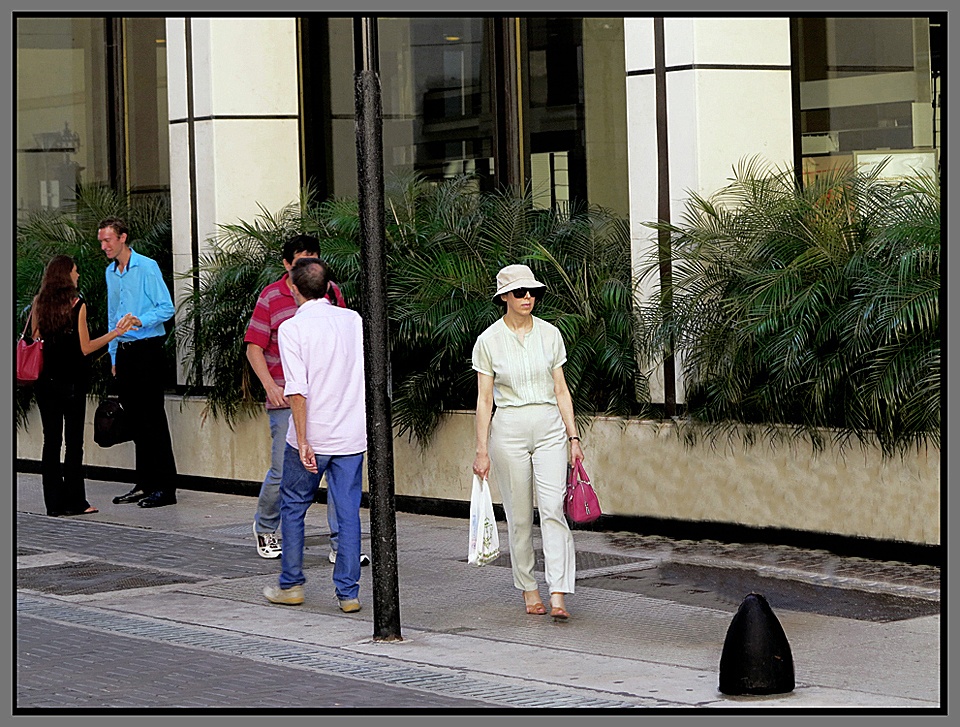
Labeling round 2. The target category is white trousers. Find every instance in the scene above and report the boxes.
[489,404,576,594]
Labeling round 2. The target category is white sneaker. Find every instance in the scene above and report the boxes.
[254,522,282,559]
[329,550,371,567]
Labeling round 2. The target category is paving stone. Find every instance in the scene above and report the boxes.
[16,615,489,709]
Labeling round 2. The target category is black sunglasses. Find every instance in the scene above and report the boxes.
[510,287,544,299]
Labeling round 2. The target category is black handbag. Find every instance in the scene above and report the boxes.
[93,397,133,447]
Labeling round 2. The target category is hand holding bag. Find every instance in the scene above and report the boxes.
[565,459,602,524]
[94,396,133,448]
[16,316,43,385]
[467,474,501,566]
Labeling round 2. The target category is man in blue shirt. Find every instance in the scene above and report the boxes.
[99,217,178,508]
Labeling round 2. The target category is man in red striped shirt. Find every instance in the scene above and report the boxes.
[244,234,368,564]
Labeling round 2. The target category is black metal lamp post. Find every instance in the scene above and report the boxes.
[353,16,402,642]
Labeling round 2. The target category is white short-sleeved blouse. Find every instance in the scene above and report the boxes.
[472,316,567,408]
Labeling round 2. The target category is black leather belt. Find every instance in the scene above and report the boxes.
[117,337,162,349]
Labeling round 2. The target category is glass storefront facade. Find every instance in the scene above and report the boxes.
[16,18,111,218]
[318,17,496,197]
[303,17,629,215]
[796,16,941,180]
[123,18,170,202]
[15,15,942,222]
[15,17,170,219]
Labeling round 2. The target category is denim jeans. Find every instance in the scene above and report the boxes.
[256,408,338,549]
[326,473,339,553]
[278,445,364,600]
[254,407,290,535]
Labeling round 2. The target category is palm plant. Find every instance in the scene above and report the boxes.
[175,186,329,423]
[637,157,939,456]
[178,173,647,445]
[16,185,173,428]
[382,174,646,443]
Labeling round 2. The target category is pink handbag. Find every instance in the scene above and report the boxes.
[16,316,43,385]
[564,459,601,524]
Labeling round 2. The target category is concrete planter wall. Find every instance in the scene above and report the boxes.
[17,396,939,545]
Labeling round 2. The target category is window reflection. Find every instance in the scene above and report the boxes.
[124,18,170,201]
[325,17,493,197]
[15,16,171,217]
[796,17,939,180]
[16,17,110,218]
[313,17,627,213]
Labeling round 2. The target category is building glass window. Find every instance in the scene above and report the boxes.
[526,17,584,209]
[305,16,627,216]
[796,17,940,180]
[319,17,494,198]
[123,17,170,202]
[15,16,171,217]
[16,17,111,218]
[525,17,628,216]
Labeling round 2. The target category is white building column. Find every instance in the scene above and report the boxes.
[165,17,302,384]
[624,17,795,404]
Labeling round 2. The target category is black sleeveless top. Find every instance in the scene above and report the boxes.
[39,298,90,388]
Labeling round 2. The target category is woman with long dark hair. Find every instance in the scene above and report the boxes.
[30,255,136,516]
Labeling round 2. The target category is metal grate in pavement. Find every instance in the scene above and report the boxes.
[204,523,268,538]
[603,532,941,592]
[486,550,650,579]
[16,512,279,579]
[579,562,941,622]
[17,594,661,708]
[17,561,201,596]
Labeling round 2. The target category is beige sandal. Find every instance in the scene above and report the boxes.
[550,592,570,621]
[523,590,547,615]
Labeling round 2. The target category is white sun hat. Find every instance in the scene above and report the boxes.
[492,264,546,301]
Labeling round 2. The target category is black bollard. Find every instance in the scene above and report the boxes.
[718,592,795,695]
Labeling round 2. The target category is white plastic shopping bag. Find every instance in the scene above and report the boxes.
[467,475,500,566]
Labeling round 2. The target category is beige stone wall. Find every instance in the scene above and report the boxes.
[17,398,940,545]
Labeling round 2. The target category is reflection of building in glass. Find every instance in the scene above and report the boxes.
[26,123,82,211]
[15,15,943,400]
[15,17,169,218]
[796,17,939,180]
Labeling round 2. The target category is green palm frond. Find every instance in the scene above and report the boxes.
[16,186,174,428]
[637,159,939,457]
[172,174,646,442]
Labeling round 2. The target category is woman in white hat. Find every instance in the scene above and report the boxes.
[472,264,583,621]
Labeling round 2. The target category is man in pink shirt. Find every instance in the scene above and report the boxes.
[244,235,367,566]
[262,257,368,613]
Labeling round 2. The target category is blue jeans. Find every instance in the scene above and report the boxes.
[278,445,364,600]
[326,470,339,553]
[254,408,290,535]
[256,408,338,549]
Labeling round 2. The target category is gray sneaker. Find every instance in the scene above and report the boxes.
[263,584,304,605]
[254,522,282,559]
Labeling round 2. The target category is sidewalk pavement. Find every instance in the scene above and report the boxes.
[14,472,942,711]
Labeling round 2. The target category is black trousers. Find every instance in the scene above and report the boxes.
[34,377,89,515]
[115,337,177,496]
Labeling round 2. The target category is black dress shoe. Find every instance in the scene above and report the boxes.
[113,487,147,504]
[137,491,177,508]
